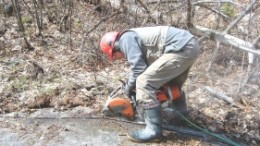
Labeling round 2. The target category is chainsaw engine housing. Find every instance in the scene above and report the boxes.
[102,97,135,120]
[103,85,181,120]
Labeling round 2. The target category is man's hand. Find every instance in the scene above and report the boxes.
[124,84,134,98]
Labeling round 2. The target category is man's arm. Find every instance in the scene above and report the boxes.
[119,31,148,88]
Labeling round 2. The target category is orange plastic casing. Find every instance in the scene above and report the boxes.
[157,85,181,103]
[108,98,135,120]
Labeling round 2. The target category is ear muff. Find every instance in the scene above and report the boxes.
[113,41,120,51]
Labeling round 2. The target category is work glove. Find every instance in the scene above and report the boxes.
[124,83,135,98]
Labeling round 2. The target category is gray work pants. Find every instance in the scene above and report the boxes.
[136,38,200,103]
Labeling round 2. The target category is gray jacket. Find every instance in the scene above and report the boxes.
[117,26,194,87]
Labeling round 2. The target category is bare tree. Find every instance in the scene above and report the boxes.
[32,0,43,36]
[11,0,33,50]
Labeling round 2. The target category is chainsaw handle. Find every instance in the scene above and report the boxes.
[109,80,137,108]
[131,94,137,108]
[109,85,123,99]
[108,79,128,99]
[119,79,126,86]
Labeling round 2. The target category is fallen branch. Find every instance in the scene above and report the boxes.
[196,0,257,71]
[203,86,244,109]
[195,25,260,56]
[222,0,258,77]
[147,0,178,5]
[204,86,235,104]
[193,0,240,5]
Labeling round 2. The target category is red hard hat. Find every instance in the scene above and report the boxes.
[100,31,120,60]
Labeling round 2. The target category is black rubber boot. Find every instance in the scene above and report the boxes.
[127,105,163,142]
[170,91,188,125]
[162,91,188,125]
[173,91,187,115]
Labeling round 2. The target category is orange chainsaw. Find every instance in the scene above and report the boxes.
[102,81,182,121]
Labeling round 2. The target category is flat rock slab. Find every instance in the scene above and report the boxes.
[0,108,216,146]
[0,118,146,146]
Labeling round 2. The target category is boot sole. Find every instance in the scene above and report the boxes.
[127,134,162,143]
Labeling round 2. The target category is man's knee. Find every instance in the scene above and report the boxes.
[136,74,157,102]
[136,74,148,89]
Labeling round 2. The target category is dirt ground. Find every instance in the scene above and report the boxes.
[0,1,259,146]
